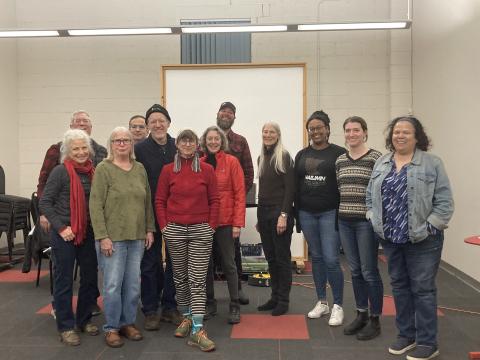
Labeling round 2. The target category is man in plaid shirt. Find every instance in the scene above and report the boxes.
[205,101,254,317]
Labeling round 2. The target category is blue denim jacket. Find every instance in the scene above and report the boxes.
[366,149,454,243]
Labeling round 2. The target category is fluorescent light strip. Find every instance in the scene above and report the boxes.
[298,22,409,31]
[0,30,59,38]
[182,25,287,34]
[68,28,172,36]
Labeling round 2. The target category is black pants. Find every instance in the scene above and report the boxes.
[206,226,239,303]
[257,205,293,305]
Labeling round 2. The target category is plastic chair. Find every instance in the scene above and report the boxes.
[0,165,31,264]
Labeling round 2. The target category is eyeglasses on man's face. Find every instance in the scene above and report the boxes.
[111,138,132,145]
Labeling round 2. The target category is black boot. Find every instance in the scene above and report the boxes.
[257,299,277,311]
[228,301,241,324]
[343,310,369,335]
[356,315,381,340]
[271,303,289,316]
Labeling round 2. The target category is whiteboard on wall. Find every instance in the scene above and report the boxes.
[161,63,307,260]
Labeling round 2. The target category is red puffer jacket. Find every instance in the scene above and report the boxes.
[201,151,246,227]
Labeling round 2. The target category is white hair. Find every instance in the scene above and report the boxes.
[60,129,93,162]
[70,110,91,124]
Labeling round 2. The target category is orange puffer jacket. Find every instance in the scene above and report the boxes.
[201,151,246,227]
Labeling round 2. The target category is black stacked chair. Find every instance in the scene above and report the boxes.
[29,192,53,292]
[0,165,32,265]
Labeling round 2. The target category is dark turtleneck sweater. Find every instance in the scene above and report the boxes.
[258,148,295,214]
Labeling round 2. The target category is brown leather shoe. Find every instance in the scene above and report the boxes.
[105,330,124,348]
[119,325,143,341]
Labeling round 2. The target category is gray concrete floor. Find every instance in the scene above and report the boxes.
[0,253,479,360]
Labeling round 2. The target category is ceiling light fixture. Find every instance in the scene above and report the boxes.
[297,21,410,31]
[0,30,59,38]
[67,27,172,36]
[181,25,288,34]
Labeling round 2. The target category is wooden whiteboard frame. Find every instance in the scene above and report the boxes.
[160,63,308,265]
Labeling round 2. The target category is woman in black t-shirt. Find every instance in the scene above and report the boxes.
[294,110,346,326]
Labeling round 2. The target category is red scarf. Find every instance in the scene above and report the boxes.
[63,158,95,246]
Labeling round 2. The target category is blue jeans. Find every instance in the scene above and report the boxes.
[140,229,176,315]
[339,219,383,315]
[51,226,97,332]
[299,209,344,305]
[381,233,444,347]
[97,240,145,331]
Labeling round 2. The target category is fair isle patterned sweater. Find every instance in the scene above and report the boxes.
[335,149,382,220]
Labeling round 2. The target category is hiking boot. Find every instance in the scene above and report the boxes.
[328,304,344,326]
[59,330,80,346]
[344,310,369,335]
[144,313,160,331]
[406,345,439,360]
[105,330,124,348]
[388,337,416,355]
[357,316,381,340]
[228,302,241,324]
[307,301,330,318]
[257,299,277,311]
[188,328,216,352]
[119,324,143,341]
[80,322,99,336]
[174,317,192,338]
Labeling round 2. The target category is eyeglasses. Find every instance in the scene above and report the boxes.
[148,118,169,125]
[179,139,196,145]
[308,125,326,133]
[111,138,132,145]
[129,125,146,130]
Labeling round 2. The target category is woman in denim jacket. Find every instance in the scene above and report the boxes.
[366,116,454,360]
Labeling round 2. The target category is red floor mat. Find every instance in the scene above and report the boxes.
[37,296,104,314]
[230,314,309,339]
[0,269,48,282]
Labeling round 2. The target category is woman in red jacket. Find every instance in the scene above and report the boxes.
[200,125,246,324]
[155,129,220,352]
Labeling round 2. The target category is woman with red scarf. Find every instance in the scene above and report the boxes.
[40,129,99,346]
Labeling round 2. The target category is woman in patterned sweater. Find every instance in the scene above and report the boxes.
[335,116,383,340]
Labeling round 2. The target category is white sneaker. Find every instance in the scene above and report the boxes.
[307,301,330,319]
[50,308,56,320]
[328,304,344,326]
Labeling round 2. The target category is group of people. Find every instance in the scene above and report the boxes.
[36,102,453,360]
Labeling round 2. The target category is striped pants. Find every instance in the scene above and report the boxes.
[163,222,213,315]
